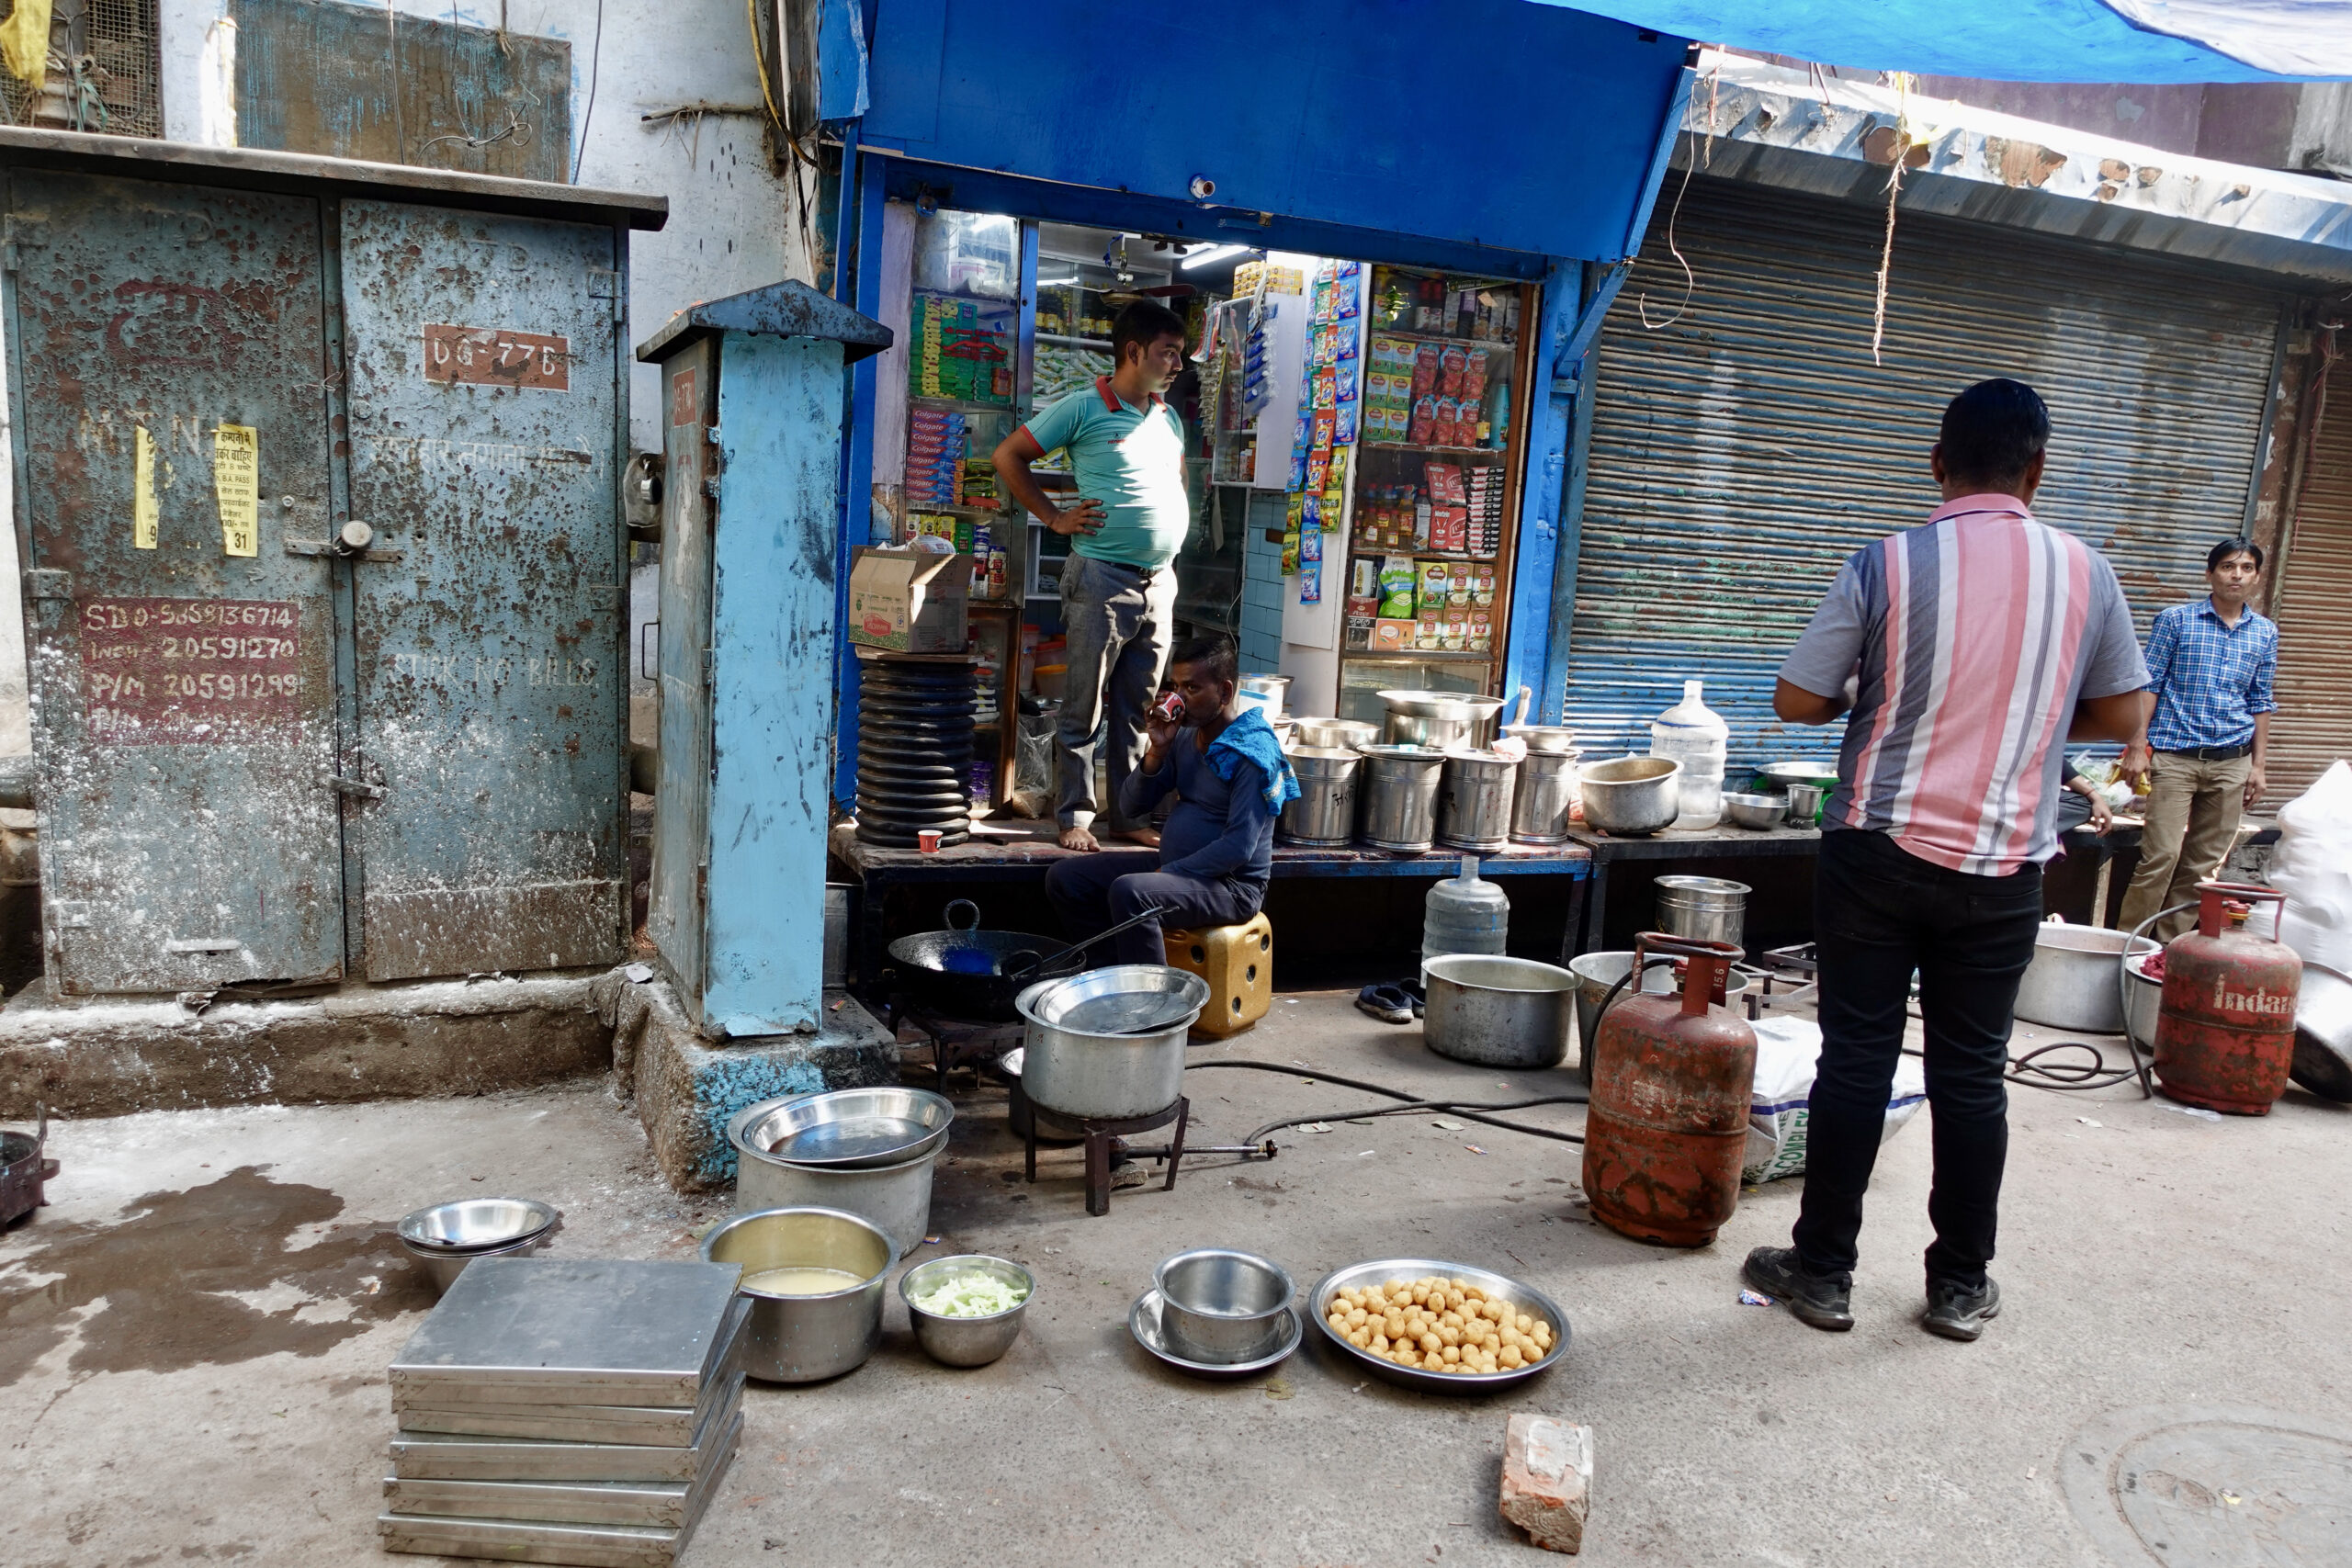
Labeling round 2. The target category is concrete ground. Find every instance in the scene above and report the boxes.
[2,991,2347,1568]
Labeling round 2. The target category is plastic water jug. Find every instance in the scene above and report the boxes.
[1422,855,1510,965]
[1649,679,1728,830]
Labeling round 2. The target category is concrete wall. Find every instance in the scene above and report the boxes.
[1907,74,2352,178]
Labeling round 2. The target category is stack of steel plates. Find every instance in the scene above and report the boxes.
[379,1258,749,1567]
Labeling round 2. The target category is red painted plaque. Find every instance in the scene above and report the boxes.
[423,324,571,390]
[78,597,302,744]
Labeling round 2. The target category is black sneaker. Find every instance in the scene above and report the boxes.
[1923,1276,2001,1341]
[1355,983,1413,1025]
[1741,1246,1855,1332]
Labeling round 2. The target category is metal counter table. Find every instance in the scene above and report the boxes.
[1561,821,1822,960]
[831,821,1590,991]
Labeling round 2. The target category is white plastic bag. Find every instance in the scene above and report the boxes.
[2269,760,2352,972]
[1742,1016,1928,1184]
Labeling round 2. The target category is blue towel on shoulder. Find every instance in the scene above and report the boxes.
[1205,705,1302,814]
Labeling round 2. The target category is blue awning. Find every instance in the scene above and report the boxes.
[1533,0,2352,81]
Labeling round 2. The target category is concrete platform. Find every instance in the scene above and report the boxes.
[1,993,2347,1566]
[605,969,899,1190]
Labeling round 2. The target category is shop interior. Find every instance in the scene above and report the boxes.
[869,204,1539,819]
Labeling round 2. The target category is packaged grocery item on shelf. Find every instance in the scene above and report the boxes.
[1377,556,1417,618]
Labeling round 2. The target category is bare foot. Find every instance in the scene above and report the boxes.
[1117,825,1161,849]
[1057,824,1100,852]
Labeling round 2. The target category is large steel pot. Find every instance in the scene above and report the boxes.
[1377,689,1505,750]
[1510,750,1582,845]
[2014,923,2158,1033]
[1438,751,1518,852]
[1577,756,1680,836]
[702,1207,891,1383]
[1568,951,1749,1083]
[2291,961,2352,1101]
[1281,748,1363,847]
[1015,968,1204,1119]
[1356,744,1449,852]
[1422,954,1577,1069]
[729,1103,944,1258]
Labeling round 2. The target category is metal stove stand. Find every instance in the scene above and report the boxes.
[1012,1082,1191,1217]
[888,1000,1024,1092]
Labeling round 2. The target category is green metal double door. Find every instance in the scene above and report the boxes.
[6,166,628,994]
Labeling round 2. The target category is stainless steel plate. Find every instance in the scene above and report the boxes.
[391,1302,748,1416]
[1028,965,1209,1030]
[389,1259,745,1404]
[733,1087,956,1169]
[1306,1258,1569,1393]
[381,1409,741,1529]
[398,1197,560,1253]
[390,1383,740,1483]
[1127,1289,1301,1380]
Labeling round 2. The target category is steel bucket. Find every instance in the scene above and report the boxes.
[1357,745,1449,852]
[1654,875,1750,953]
[1438,751,1518,852]
[1510,750,1582,845]
[1422,954,1577,1069]
[1280,748,1363,847]
[2013,923,2158,1033]
[1568,951,1749,1083]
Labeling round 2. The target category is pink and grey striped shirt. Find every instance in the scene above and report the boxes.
[1779,494,2147,875]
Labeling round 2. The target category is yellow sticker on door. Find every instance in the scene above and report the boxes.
[213,423,258,558]
[133,425,158,549]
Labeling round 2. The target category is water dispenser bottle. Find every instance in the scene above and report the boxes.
[1422,855,1510,965]
[1649,679,1728,830]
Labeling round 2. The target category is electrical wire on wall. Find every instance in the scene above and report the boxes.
[571,0,603,182]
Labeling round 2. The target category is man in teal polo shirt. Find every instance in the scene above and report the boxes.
[993,299,1192,852]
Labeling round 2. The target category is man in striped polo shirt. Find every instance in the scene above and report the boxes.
[1744,379,2148,1342]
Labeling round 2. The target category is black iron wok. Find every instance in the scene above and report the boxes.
[888,900,1069,1021]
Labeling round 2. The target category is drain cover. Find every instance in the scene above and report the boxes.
[2063,1404,2352,1565]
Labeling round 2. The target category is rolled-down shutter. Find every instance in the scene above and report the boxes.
[1564,177,2289,771]
[2268,399,2352,797]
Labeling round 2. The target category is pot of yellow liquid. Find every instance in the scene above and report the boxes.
[701,1207,894,1382]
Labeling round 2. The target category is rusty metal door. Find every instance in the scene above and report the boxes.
[645,337,715,1001]
[336,202,625,980]
[5,172,345,994]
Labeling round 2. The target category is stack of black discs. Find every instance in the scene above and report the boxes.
[854,656,978,849]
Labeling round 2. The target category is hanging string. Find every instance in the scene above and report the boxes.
[1870,73,1932,367]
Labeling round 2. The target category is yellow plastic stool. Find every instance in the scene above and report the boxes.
[1163,912,1273,1037]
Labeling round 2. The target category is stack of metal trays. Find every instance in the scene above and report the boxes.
[379,1258,751,1567]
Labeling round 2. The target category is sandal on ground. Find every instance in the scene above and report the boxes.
[1355,983,1414,1025]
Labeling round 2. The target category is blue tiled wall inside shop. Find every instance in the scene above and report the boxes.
[1239,504,1286,674]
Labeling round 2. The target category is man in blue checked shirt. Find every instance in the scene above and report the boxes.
[2118,538,2278,941]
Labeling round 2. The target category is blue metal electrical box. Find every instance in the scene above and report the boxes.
[635,282,890,1037]
[0,129,665,995]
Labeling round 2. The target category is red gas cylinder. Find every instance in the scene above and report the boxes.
[1581,932,1757,1247]
[2153,881,2302,1116]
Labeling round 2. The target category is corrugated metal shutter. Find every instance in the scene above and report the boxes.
[1564,178,2289,773]
[2268,395,2352,797]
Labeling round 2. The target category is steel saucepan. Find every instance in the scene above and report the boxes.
[1015,969,1205,1119]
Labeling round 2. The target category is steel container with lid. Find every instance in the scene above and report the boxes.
[1438,750,1518,852]
[1356,744,1450,852]
[1280,747,1364,847]
[1510,750,1582,845]
[1653,875,1751,954]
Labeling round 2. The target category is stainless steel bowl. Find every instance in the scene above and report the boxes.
[702,1207,892,1383]
[1307,1258,1569,1392]
[899,1255,1035,1368]
[1499,723,1579,754]
[1755,758,1843,789]
[400,1228,550,1295]
[1291,716,1378,751]
[1377,690,1506,750]
[1154,1248,1295,1364]
[729,1087,955,1169]
[1576,756,1681,836]
[1721,791,1786,829]
[398,1197,560,1253]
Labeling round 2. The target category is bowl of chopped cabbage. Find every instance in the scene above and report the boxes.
[898,1255,1035,1367]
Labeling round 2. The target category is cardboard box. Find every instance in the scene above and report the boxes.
[849,547,973,653]
[1372,617,1417,652]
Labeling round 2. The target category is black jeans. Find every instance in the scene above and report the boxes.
[1044,851,1262,966]
[1792,829,2043,1291]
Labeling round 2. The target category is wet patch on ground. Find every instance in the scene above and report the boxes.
[0,1165,432,1386]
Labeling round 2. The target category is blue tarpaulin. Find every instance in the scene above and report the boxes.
[1534,0,2352,81]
